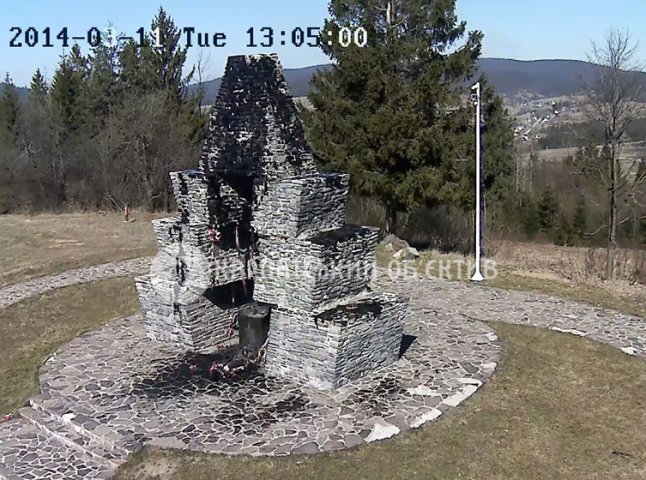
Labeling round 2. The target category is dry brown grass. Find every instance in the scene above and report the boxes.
[488,241,646,314]
[0,277,140,413]
[530,141,646,165]
[0,215,643,479]
[490,240,645,282]
[0,212,159,287]
[117,323,646,480]
[378,245,646,318]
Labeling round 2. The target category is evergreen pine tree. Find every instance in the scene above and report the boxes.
[303,0,514,234]
[149,7,194,100]
[29,69,49,106]
[50,47,90,134]
[537,187,559,233]
[0,73,21,147]
[87,24,123,124]
[118,40,148,94]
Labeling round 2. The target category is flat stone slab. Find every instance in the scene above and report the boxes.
[0,419,114,479]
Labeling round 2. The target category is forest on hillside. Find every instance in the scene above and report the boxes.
[0,4,644,279]
[0,9,208,213]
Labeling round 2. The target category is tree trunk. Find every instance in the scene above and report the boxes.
[385,202,398,236]
[606,143,618,280]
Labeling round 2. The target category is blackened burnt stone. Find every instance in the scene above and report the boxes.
[170,170,251,230]
[200,54,318,181]
[316,298,383,326]
[203,281,253,309]
[309,224,367,247]
[151,216,181,248]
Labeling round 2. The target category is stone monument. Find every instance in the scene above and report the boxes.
[135,53,407,390]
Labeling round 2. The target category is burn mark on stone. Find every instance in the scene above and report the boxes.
[308,225,367,247]
[129,351,311,429]
[202,281,254,310]
[200,54,317,180]
[316,298,383,326]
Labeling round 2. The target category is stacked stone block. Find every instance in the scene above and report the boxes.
[254,226,378,310]
[136,53,407,387]
[265,294,407,389]
[252,173,350,238]
[136,169,254,353]
[135,277,249,352]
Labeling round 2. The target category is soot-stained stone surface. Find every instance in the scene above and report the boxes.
[200,54,318,181]
[23,275,501,458]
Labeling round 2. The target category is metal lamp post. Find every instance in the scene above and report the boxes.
[470,82,484,282]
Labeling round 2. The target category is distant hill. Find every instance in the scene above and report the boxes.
[475,58,634,98]
[0,83,30,101]
[191,64,330,104]
[191,58,646,104]
[6,59,645,105]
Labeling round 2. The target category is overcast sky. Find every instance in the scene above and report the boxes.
[1,0,644,86]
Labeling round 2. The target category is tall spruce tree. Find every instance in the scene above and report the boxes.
[151,8,193,96]
[119,40,148,94]
[29,69,49,106]
[50,46,89,134]
[0,73,20,147]
[304,0,514,234]
[87,24,123,124]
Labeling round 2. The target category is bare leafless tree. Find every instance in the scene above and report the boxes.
[584,28,645,280]
[194,48,211,110]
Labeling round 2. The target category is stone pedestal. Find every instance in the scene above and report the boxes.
[265,293,407,389]
[135,276,251,353]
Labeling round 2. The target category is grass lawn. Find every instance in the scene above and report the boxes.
[116,322,646,480]
[0,213,159,288]
[1,221,645,479]
[0,277,140,413]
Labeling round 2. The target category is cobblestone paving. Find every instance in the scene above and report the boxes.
[24,298,501,457]
[0,258,153,309]
[408,276,646,358]
[1,264,645,479]
[0,420,113,479]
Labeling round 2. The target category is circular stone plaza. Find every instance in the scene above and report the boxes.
[0,259,645,479]
[0,54,644,480]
